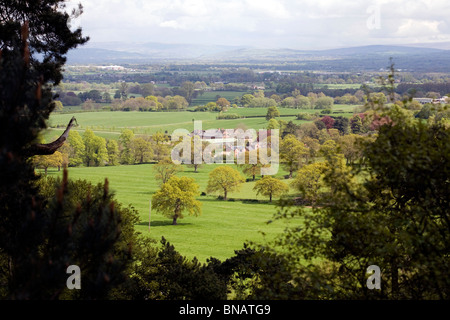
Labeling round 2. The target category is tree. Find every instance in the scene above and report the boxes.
[333,116,350,135]
[119,129,135,164]
[206,166,245,200]
[140,83,155,98]
[240,149,267,181]
[296,95,311,109]
[119,82,128,100]
[107,139,120,166]
[33,151,63,175]
[151,176,202,225]
[151,131,171,161]
[130,137,153,164]
[267,118,280,130]
[253,176,289,202]
[350,115,363,134]
[280,134,308,178]
[216,97,230,110]
[319,139,339,158]
[268,104,450,299]
[266,106,280,121]
[240,94,254,107]
[181,81,196,104]
[315,96,334,109]
[337,134,362,165]
[83,129,108,167]
[290,162,327,205]
[102,92,112,103]
[33,174,139,300]
[0,1,88,85]
[320,116,335,130]
[67,131,85,167]
[53,100,63,111]
[153,158,182,185]
[0,4,138,299]
[187,135,207,173]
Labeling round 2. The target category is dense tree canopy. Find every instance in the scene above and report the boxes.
[0,0,88,85]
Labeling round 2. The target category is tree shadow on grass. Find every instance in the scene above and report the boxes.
[137,220,193,227]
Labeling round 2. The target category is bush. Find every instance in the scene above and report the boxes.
[216,113,241,120]
[297,112,315,120]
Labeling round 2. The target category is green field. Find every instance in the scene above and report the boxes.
[44,163,299,262]
[44,108,328,140]
[40,104,356,262]
[191,90,249,106]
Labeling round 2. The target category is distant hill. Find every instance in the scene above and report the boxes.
[66,42,450,72]
[66,48,147,64]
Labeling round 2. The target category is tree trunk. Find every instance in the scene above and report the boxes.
[269,194,272,202]
[224,190,227,201]
[172,217,178,225]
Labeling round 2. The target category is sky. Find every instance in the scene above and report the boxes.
[67,0,450,50]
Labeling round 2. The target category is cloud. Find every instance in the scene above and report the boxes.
[67,0,450,49]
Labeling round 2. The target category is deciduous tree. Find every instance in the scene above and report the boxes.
[130,137,153,164]
[266,106,280,121]
[206,166,245,200]
[290,162,327,205]
[67,131,85,167]
[253,176,289,202]
[152,176,201,225]
[153,158,182,185]
[280,134,308,178]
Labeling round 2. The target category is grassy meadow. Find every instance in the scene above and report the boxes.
[44,163,300,262]
[44,104,357,141]
[40,104,359,261]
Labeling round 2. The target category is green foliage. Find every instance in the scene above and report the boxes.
[206,166,245,200]
[119,129,135,164]
[216,112,241,119]
[33,174,138,299]
[83,129,109,167]
[153,158,182,185]
[350,114,363,134]
[106,139,120,166]
[130,137,153,164]
[290,162,327,205]
[267,110,450,299]
[280,134,308,178]
[152,176,201,225]
[0,0,88,85]
[266,106,280,120]
[314,96,334,109]
[130,238,228,300]
[333,116,350,135]
[67,131,85,167]
[253,176,289,202]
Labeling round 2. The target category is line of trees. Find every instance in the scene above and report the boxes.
[33,129,172,171]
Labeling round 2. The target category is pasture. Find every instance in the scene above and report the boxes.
[44,163,300,262]
[44,105,357,141]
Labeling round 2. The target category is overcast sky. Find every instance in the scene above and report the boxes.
[67,0,450,50]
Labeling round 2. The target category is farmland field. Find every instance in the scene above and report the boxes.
[39,104,356,262]
[44,105,358,141]
[44,163,300,262]
[191,90,250,105]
